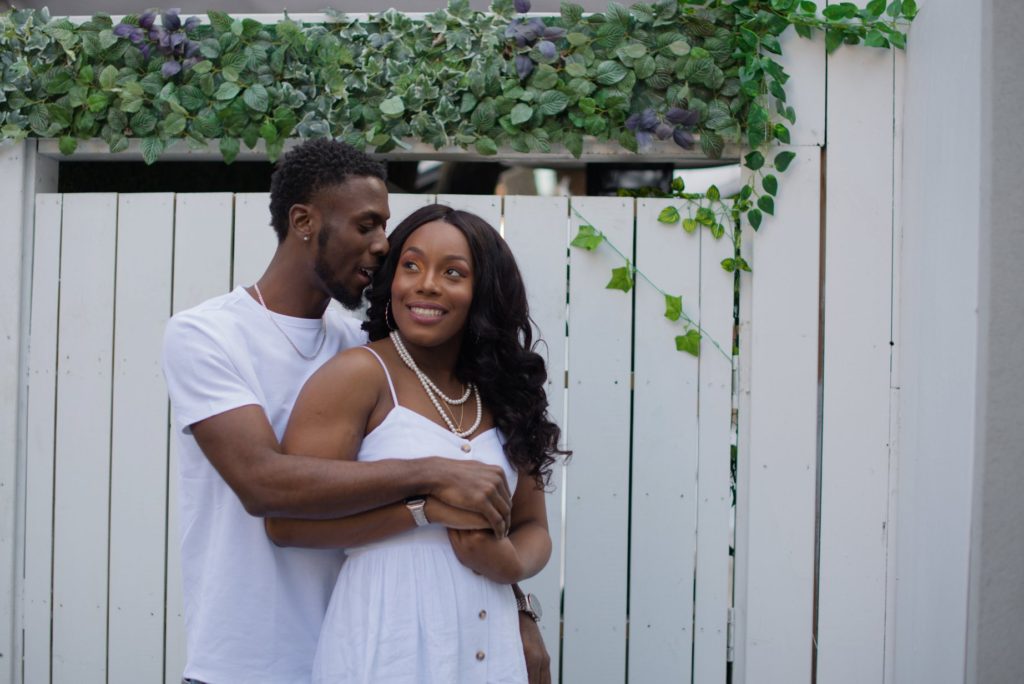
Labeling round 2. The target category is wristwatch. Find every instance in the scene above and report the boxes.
[516,592,542,622]
[405,497,429,527]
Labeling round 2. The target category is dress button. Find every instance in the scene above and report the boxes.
[476,651,486,661]
[461,442,471,453]
[478,609,487,620]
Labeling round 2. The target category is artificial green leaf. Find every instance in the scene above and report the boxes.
[474,136,498,156]
[95,64,118,91]
[510,103,533,125]
[379,96,405,117]
[595,61,628,85]
[675,329,701,356]
[706,184,720,201]
[140,136,165,165]
[682,218,698,233]
[538,90,569,116]
[664,294,683,321]
[757,195,775,216]
[721,257,736,272]
[744,150,765,171]
[214,82,240,100]
[58,136,77,155]
[658,206,681,224]
[570,224,604,251]
[747,208,763,230]
[773,123,791,144]
[774,150,796,172]
[825,29,843,54]
[736,256,752,272]
[668,40,690,56]
[696,207,716,226]
[219,136,240,164]
[606,266,634,293]
[762,174,778,196]
[243,84,269,113]
[161,112,187,136]
[866,0,886,16]
[710,222,725,239]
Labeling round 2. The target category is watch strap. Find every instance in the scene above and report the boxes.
[405,497,429,527]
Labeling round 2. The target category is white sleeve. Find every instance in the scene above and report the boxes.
[161,313,260,434]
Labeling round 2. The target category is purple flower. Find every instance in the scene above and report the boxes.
[112,23,134,37]
[673,128,695,149]
[161,59,182,78]
[183,16,200,32]
[514,0,531,14]
[639,108,659,131]
[138,11,156,29]
[515,54,534,80]
[536,40,556,61]
[625,113,641,131]
[184,40,200,58]
[666,106,700,127]
[542,26,567,40]
[636,131,653,148]
[139,44,151,59]
[162,9,181,32]
[655,122,674,140]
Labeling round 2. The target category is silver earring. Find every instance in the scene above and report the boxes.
[385,300,395,331]
[303,235,310,242]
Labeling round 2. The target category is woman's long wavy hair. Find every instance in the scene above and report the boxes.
[364,204,568,488]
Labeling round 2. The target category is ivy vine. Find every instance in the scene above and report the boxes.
[0,0,915,355]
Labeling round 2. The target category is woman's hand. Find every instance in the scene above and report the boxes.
[425,498,491,530]
[447,528,525,584]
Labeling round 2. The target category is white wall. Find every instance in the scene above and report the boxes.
[966,1,1024,682]
[893,1,981,681]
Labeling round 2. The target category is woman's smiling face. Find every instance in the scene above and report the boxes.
[390,219,475,350]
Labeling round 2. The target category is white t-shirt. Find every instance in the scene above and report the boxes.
[162,286,367,684]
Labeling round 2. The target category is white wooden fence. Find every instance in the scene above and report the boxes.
[21,191,734,683]
[3,29,905,684]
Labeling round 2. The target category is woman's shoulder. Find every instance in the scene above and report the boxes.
[299,345,389,403]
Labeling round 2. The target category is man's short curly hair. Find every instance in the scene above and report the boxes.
[268,139,387,243]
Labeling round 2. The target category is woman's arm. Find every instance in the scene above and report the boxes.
[447,473,551,584]
[266,496,490,548]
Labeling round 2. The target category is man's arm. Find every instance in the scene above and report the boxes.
[191,402,511,530]
[176,334,512,531]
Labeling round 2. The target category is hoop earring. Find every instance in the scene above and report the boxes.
[385,300,396,331]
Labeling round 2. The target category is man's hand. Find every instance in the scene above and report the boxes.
[424,498,490,530]
[519,611,551,684]
[424,457,512,536]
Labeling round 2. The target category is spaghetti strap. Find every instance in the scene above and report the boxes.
[360,346,400,408]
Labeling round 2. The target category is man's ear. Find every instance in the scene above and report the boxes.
[288,203,315,243]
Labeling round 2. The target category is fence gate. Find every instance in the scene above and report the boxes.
[22,191,734,683]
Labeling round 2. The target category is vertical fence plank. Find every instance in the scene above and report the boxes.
[166,193,235,683]
[232,193,275,289]
[24,194,63,684]
[502,195,569,678]
[818,46,895,684]
[435,193,502,228]
[561,196,633,683]
[386,193,436,234]
[107,194,174,681]
[629,198,701,682]
[734,148,821,684]
[693,212,737,683]
[51,194,118,684]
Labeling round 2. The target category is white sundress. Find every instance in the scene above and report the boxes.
[312,347,527,684]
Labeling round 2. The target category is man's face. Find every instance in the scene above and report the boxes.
[309,176,390,309]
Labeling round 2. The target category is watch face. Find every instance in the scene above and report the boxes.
[527,594,542,620]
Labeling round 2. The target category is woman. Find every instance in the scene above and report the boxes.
[266,204,566,683]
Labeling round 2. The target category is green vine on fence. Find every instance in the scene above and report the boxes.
[0,0,915,356]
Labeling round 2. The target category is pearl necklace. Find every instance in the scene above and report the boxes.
[390,328,472,405]
[254,282,327,360]
[390,331,483,438]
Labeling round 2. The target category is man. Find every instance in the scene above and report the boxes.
[162,139,549,683]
